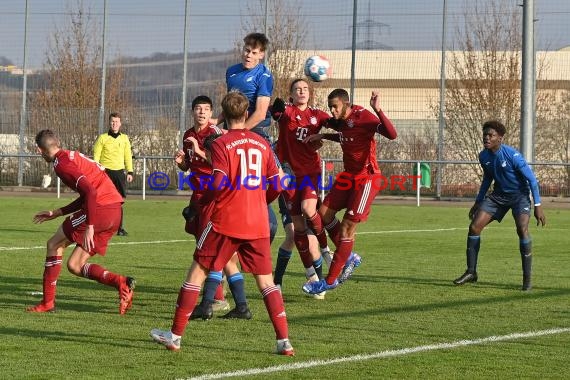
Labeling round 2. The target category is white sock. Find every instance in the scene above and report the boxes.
[305,266,316,279]
[171,331,181,341]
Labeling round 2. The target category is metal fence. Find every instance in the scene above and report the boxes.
[2,1,570,195]
[2,154,568,202]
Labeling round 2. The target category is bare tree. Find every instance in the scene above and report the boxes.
[534,89,570,193]
[441,0,522,172]
[28,2,132,155]
[240,0,308,100]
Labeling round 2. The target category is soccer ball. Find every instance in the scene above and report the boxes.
[304,55,332,82]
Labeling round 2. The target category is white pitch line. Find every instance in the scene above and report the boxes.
[0,239,195,251]
[0,227,463,252]
[185,327,570,380]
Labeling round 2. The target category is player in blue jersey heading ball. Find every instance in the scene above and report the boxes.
[453,120,546,291]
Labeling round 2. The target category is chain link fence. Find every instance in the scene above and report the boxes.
[2,154,568,201]
[1,0,569,196]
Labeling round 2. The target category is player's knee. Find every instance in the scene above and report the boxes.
[66,260,81,276]
[516,226,529,238]
[340,219,357,238]
[300,200,316,217]
[468,222,483,235]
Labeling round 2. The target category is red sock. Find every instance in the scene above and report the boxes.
[171,282,200,337]
[262,285,289,340]
[294,230,313,268]
[326,238,354,284]
[42,256,63,307]
[325,218,341,247]
[81,263,122,289]
[214,282,225,301]
[307,213,328,249]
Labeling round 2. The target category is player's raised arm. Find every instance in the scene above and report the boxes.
[370,91,397,140]
[245,96,271,130]
[270,97,286,121]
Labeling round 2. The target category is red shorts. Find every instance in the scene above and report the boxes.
[62,203,121,256]
[288,174,320,216]
[323,172,379,223]
[185,199,214,238]
[194,224,272,275]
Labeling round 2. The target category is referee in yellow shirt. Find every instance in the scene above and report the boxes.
[94,112,134,236]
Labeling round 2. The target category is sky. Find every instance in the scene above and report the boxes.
[2,0,570,69]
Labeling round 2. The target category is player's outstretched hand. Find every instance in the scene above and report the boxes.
[302,134,323,144]
[270,98,286,120]
[174,149,185,164]
[370,90,382,113]
[33,209,60,224]
[534,205,546,227]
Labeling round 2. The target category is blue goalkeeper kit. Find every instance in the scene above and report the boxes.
[476,144,541,205]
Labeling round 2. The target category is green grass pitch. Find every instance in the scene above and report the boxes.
[1,195,569,379]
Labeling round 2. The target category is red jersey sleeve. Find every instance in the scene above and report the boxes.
[376,109,397,140]
[210,138,230,177]
[315,109,330,129]
[54,154,97,224]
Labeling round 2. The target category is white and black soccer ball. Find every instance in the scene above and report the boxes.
[304,55,332,82]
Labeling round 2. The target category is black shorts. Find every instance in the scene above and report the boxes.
[278,194,293,228]
[479,192,531,222]
[105,169,127,198]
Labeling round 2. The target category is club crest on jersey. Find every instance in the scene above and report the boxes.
[347,119,354,128]
[310,116,317,125]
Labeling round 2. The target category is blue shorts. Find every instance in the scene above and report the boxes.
[277,162,293,226]
[479,192,531,222]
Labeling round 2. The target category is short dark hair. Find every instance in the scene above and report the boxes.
[328,88,350,103]
[203,133,222,151]
[243,32,269,51]
[222,90,249,122]
[483,120,506,136]
[109,112,121,121]
[35,129,60,149]
[191,95,213,110]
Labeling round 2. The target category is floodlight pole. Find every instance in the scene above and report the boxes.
[17,0,29,187]
[180,0,190,147]
[349,0,358,101]
[98,0,108,135]
[520,0,535,162]
[436,0,447,199]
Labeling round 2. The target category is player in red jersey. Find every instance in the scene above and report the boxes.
[28,130,135,314]
[151,90,294,355]
[270,79,332,295]
[175,95,233,317]
[175,95,251,320]
[175,95,224,227]
[302,89,398,295]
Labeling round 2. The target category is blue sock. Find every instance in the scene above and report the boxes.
[466,235,480,273]
[268,206,278,244]
[227,272,247,307]
[312,256,324,280]
[274,248,292,286]
[202,271,222,305]
[520,237,532,277]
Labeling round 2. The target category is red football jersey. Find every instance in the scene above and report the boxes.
[328,105,396,175]
[182,124,224,177]
[53,149,123,206]
[209,129,279,239]
[275,104,329,176]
